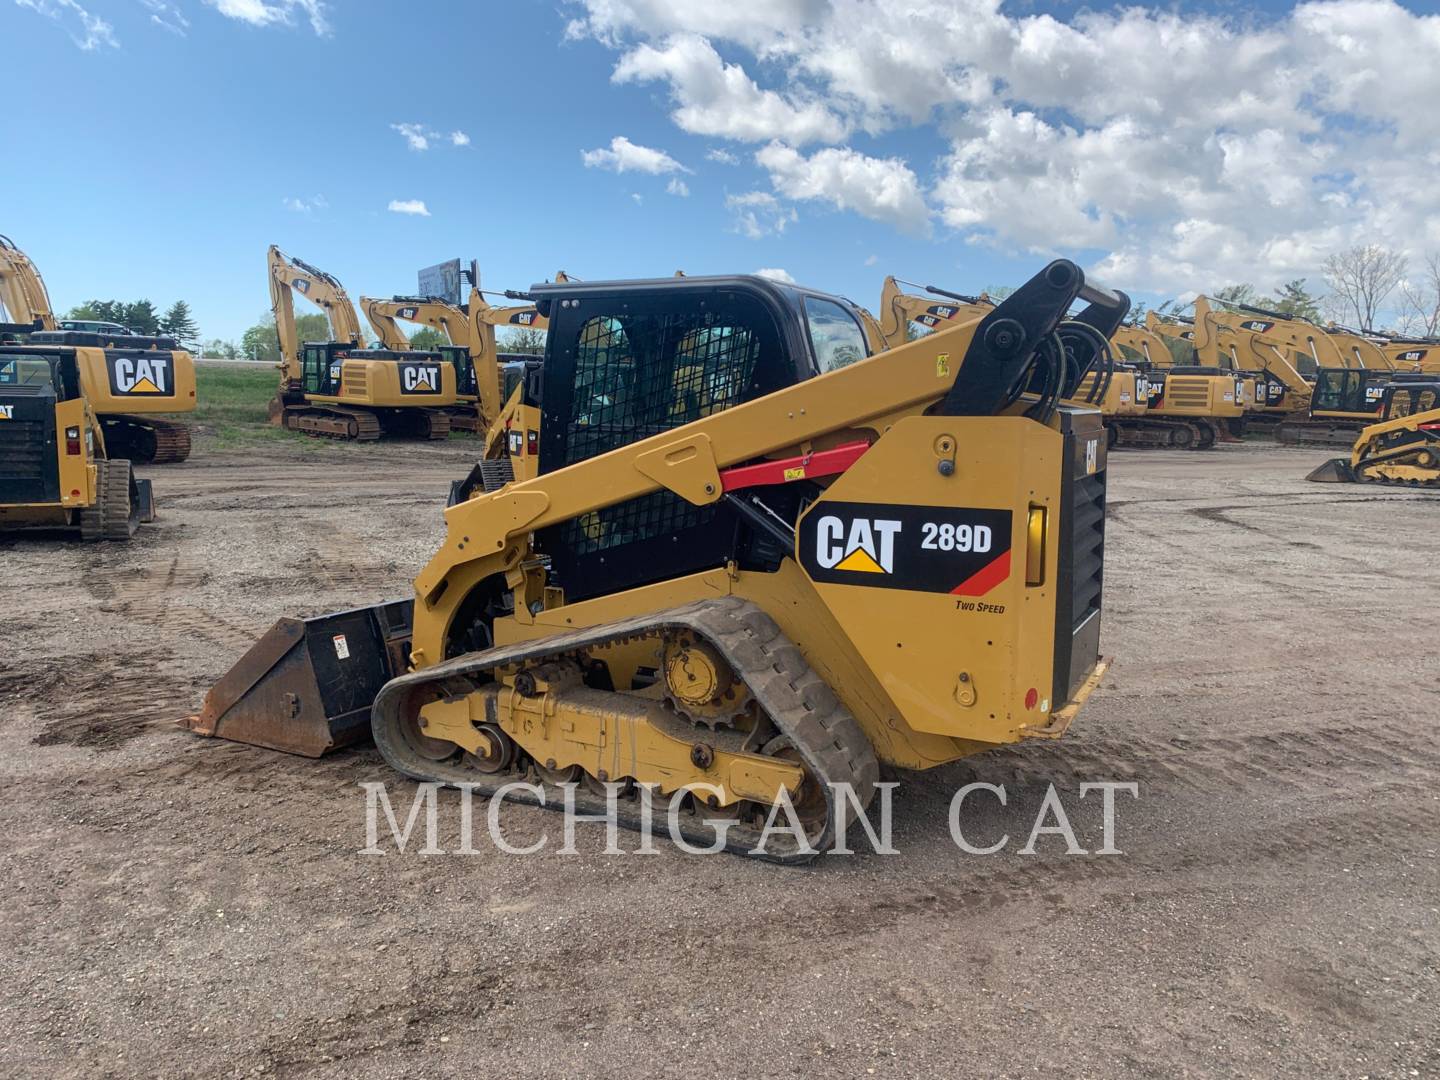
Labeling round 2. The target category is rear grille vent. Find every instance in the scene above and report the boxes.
[0,422,49,480]
[1165,377,1211,409]
[342,363,368,397]
[1071,472,1105,632]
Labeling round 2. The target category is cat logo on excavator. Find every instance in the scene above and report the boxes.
[110,355,170,395]
[0,404,13,420]
[400,363,440,394]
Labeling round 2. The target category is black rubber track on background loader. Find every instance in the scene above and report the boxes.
[79,459,139,541]
[371,596,881,864]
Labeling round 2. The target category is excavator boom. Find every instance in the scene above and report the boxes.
[0,234,57,333]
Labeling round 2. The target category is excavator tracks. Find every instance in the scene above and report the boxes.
[103,416,192,464]
[371,596,881,863]
[1276,419,1368,447]
[1109,418,1215,451]
[281,405,451,441]
[282,405,383,441]
[444,406,483,434]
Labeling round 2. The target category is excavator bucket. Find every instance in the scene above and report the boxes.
[1305,458,1357,483]
[181,599,413,756]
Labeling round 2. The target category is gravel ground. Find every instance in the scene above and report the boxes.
[0,436,1436,1079]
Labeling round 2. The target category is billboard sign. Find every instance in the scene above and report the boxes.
[418,259,464,306]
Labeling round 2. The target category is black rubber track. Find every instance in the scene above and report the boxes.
[372,596,881,864]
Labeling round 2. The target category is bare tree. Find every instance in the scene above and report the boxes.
[1397,253,1440,337]
[1322,245,1407,330]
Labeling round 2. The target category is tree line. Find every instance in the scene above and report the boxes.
[66,299,200,349]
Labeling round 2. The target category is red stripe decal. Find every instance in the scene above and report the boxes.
[949,550,1012,596]
[720,440,871,493]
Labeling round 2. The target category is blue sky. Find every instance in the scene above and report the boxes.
[5,0,1437,341]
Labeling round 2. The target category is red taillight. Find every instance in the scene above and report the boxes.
[1420,423,1440,432]
[65,426,81,455]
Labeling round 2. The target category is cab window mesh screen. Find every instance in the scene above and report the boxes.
[560,311,760,556]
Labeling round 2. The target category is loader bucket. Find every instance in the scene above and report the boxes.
[1305,458,1357,483]
[181,599,413,757]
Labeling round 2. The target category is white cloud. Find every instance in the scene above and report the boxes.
[755,267,795,283]
[581,135,689,174]
[666,177,690,197]
[282,194,326,213]
[756,142,930,235]
[726,191,797,239]
[613,34,846,145]
[388,199,431,217]
[631,192,644,205]
[566,0,1440,302]
[706,148,739,165]
[16,0,116,50]
[391,122,432,151]
[207,0,328,35]
[450,130,471,147]
[864,254,878,267]
[141,0,188,35]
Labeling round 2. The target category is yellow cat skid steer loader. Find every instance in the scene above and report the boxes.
[184,262,1121,862]
[0,348,155,540]
[1307,375,1440,486]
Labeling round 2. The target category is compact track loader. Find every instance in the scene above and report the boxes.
[1307,375,1440,487]
[185,262,1120,862]
[0,346,156,540]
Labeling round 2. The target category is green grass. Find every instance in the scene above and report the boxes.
[192,363,298,448]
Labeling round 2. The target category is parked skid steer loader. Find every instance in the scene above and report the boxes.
[1307,375,1440,486]
[0,347,156,539]
[185,262,1120,862]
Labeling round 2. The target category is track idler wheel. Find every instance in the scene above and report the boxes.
[1169,424,1195,450]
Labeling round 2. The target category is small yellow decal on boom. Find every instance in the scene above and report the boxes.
[936,353,949,377]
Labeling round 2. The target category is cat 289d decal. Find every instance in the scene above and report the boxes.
[798,502,1013,596]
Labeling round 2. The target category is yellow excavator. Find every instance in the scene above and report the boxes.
[361,283,550,439]
[1307,375,1440,486]
[183,261,1121,862]
[1193,297,1389,445]
[1375,335,1440,374]
[267,246,459,440]
[2,233,195,463]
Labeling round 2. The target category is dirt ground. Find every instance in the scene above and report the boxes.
[1,434,1436,1079]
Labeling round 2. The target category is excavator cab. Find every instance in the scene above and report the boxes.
[1311,368,1390,417]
